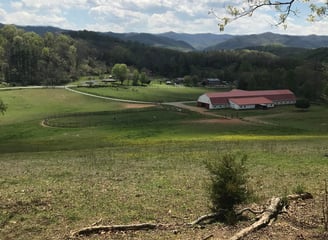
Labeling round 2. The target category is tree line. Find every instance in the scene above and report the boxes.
[0,25,327,100]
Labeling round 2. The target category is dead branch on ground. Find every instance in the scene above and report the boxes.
[229,197,283,240]
[71,223,159,238]
[70,193,313,239]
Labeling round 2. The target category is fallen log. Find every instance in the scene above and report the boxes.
[229,197,283,240]
[71,223,158,237]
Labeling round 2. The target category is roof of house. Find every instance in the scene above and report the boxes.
[206,78,221,82]
[229,97,273,106]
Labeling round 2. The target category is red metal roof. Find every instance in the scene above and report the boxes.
[229,97,273,106]
[206,89,295,105]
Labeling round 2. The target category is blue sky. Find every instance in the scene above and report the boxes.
[0,0,327,35]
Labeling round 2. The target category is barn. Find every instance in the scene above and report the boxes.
[197,89,296,110]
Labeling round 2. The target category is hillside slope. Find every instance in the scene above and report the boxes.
[206,32,328,50]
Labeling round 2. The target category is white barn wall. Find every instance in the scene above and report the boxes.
[229,101,255,110]
[197,94,213,109]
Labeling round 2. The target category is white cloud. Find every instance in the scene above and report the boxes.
[148,11,184,33]
[11,2,23,10]
[223,11,277,35]
[85,22,125,32]
[0,8,6,22]
[282,17,328,35]
[0,0,326,35]
[5,11,66,25]
[21,0,89,9]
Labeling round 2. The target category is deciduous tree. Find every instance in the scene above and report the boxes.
[111,63,129,85]
[132,69,140,86]
[295,98,310,110]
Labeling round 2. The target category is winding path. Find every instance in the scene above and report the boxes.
[64,86,157,104]
[1,86,270,125]
[65,87,234,120]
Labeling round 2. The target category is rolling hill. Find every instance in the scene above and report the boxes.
[206,32,328,50]
[158,31,234,50]
[104,32,195,51]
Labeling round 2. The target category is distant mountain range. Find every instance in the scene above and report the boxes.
[5,24,328,51]
[205,32,328,50]
[104,32,195,51]
[157,31,233,50]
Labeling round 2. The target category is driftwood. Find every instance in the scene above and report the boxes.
[189,212,223,225]
[71,193,312,239]
[228,193,313,240]
[229,197,283,240]
[189,208,265,226]
[190,192,313,227]
[190,208,265,226]
[71,223,158,237]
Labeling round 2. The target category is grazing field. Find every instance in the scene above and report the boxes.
[0,88,328,239]
[74,85,224,102]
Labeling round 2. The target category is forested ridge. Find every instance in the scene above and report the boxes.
[0,24,327,100]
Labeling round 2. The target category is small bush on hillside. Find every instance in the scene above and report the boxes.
[206,154,250,224]
[295,98,310,110]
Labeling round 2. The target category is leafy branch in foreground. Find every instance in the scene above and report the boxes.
[211,0,328,31]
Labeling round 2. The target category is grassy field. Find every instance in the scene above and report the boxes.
[0,88,328,239]
[73,85,224,102]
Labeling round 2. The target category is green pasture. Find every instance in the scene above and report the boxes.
[0,88,327,153]
[0,88,328,239]
[0,88,124,125]
[73,85,222,102]
[214,104,328,133]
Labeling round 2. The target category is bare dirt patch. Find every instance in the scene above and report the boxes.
[187,118,246,124]
[122,103,156,109]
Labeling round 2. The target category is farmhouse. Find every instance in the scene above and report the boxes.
[203,78,221,87]
[197,89,296,110]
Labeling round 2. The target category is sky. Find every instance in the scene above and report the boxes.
[0,0,328,35]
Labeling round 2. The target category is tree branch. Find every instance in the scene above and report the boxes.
[214,0,298,31]
[70,193,313,238]
[189,212,224,226]
[70,223,158,237]
[229,197,284,240]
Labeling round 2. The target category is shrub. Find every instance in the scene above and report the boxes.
[206,154,250,224]
[295,98,310,110]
